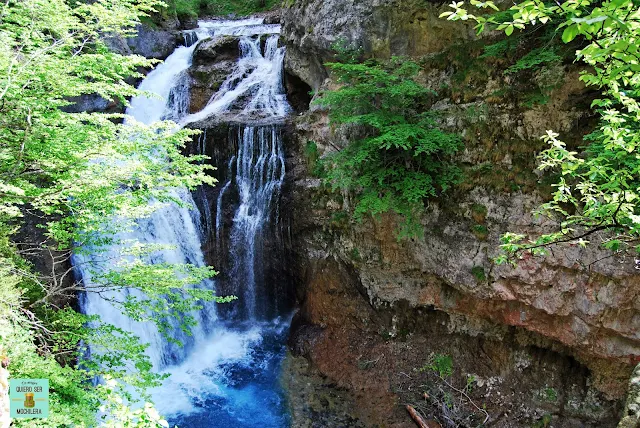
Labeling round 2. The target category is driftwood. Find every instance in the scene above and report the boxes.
[406,405,441,428]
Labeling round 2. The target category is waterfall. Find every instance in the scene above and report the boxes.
[182,34,289,125]
[73,38,212,370]
[74,18,293,427]
[215,155,235,240]
[182,29,292,322]
[229,125,286,320]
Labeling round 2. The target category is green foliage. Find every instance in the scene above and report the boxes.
[542,386,558,402]
[471,224,489,241]
[522,90,551,108]
[314,58,462,237]
[443,0,640,260]
[304,140,325,177]
[330,38,364,63]
[533,413,554,428]
[479,37,519,59]
[471,266,486,282]
[471,203,488,223]
[167,0,202,18]
[504,47,561,75]
[0,0,223,424]
[0,250,169,427]
[164,0,278,19]
[205,0,279,16]
[422,353,454,378]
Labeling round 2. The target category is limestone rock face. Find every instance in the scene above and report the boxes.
[281,0,474,90]
[126,24,177,60]
[189,36,241,112]
[280,0,640,425]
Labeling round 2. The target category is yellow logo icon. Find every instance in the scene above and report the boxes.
[23,393,35,408]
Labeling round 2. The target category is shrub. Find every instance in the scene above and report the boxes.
[314,57,462,237]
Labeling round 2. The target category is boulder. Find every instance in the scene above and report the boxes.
[192,36,241,66]
[127,23,177,60]
[189,36,242,113]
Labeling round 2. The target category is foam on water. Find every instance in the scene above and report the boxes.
[151,318,290,426]
[182,34,289,125]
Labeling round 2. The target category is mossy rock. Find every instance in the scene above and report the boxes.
[471,224,488,241]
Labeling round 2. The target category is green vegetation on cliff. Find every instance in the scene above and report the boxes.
[444,0,640,260]
[165,0,278,20]
[315,58,462,237]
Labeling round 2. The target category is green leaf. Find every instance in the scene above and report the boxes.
[562,24,579,43]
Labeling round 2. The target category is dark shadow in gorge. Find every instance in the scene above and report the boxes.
[187,121,297,322]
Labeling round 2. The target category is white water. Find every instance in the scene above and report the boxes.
[228,125,286,319]
[75,18,292,425]
[182,34,289,124]
[74,36,212,369]
[127,44,197,126]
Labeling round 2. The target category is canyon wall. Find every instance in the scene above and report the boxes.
[280,0,640,426]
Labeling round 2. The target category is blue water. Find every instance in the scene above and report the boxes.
[159,319,291,428]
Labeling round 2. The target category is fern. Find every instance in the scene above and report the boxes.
[480,37,520,59]
[314,57,462,237]
[504,47,561,75]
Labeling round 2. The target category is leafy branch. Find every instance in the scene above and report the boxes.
[442,0,640,262]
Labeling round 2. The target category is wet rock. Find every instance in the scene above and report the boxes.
[261,10,281,25]
[281,353,367,428]
[188,61,237,112]
[179,16,198,30]
[126,23,176,60]
[62,94,115,113]
[619,364,640,428]
[193,36,241,65]
[189,36,242,113]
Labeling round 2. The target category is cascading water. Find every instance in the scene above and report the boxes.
[228,126,286,320]
[74,18,294,427]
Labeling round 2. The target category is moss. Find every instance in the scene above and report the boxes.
[542,386,558,402]
[304,140,319,168]
[471,266,486,282]
[532,414,553,428]
[471,203,487,223]
[164,0,278,21]
[471,224,488,241]
[349,247,362,262]
[330,211,350,231]
[204,0,279,16]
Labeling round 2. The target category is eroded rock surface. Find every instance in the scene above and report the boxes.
[280,0,640,425]
[126,23,177,60]
[619,365,640,428]
[189,36,241,112]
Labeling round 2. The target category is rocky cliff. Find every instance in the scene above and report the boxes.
[280,0,640,426]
